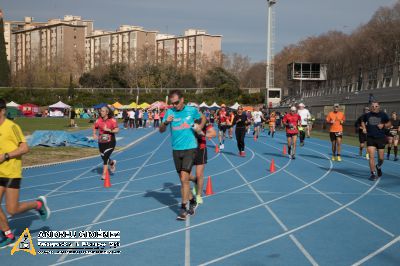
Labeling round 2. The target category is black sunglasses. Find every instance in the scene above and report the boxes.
[171,99,180,106]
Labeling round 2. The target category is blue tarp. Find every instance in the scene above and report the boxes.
[28,130,97,148]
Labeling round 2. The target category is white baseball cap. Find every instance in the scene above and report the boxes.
[290,106,297,111]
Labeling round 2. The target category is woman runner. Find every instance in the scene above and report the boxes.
[233,106,249,156]
[93,106,119,180]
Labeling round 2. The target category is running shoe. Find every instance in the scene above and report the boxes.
[337,156,342,162]
[386,154,390,160]
[110,160,117,173]
[196,195,203,204]
[220,144,224,150]
[176,208,188,221]
[395,156,398,161]
[369,173,378,181]
[376,164,382,177]
[37,196,51,221]
[365,153,370,160]
[188,200,198,216]
[331,156,336,161]
[101,175,105,180]
[0,235,15,249]
[300,142,304,147]
[291,154,296,160]
[241,151,246,157]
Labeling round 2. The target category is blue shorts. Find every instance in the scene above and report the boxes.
[254,122,262,128]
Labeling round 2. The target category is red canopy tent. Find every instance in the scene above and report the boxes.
[19,103,39,117]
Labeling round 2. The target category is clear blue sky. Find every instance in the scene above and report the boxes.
[2,0,397,62]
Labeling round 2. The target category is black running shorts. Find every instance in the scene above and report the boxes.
[218,124,228,133]
[367,136,386,149]
[0,178,21,189]
[286,133,297,138]
[173,149,197,173]
[358,132,367,143]
[330,132,343,141]
[194,148,207,166]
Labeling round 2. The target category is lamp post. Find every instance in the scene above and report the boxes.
[266,0,276,104]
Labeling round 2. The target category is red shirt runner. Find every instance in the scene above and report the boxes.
[197,123,213,149]
[283,113,301,134]
[94,117,118,143]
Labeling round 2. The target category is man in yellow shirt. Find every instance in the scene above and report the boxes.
[325,103,346,161]
[0,99,50,248]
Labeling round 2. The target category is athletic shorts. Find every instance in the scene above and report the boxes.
[358,132,367,143]
[254,122,262,128]
[367,136,386,149]
[330,132,343,141]
[194,148,208,165]
[218,124,228,133]
[286,133,298,137]
[172,149,197,173]
[0,178,21,189]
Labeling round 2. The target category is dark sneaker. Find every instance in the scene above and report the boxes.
[386,154,390,160]
[188,200,198,216]
[37,196,51,221]
[376,165,383,177]
[395,157,398,161]
[0,234,15,249]
[176,208,188,221]
[291,154,296,160]
[369,173,378,181]
[300,142,304,147]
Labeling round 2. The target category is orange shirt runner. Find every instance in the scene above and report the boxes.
[326,111,345,132]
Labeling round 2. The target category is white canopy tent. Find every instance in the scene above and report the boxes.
[210,102,220,108]
[187,102,199,108]
[6,101,20,108]
[199,102,209,108]
[229,102,240,110]
[49,101,71,117]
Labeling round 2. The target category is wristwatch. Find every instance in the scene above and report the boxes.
[4,153,10,161]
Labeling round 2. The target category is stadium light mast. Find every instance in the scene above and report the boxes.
[266,0,276,104]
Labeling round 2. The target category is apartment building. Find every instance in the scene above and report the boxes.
[11,22,86,73]
[85,25,157,70]
[156,29,222,70]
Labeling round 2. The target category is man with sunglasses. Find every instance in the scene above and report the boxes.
[283,106,301,159]
[159,90,206,220]
[326,103,346,161]
[361,101,390,181]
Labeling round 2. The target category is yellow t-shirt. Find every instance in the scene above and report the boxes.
[0,119,26,178]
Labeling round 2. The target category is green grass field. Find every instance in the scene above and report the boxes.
[13,117,94,135]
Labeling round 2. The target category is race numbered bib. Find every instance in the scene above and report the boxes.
[389,128,398,136]
[335,131,343,137]
[99,134,112,143]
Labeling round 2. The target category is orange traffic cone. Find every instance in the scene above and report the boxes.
[104,169,111,188]
[269,159,276,173]
[215,145,220,153]
[205,176,214,195]
[283,145,287,155]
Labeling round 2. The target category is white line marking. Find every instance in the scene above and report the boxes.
[185,217,191,266]
[351,235,400,266]
[55,134,170,263]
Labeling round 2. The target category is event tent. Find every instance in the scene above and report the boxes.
[19,103,39,117]
[229,102,240,110]
[49,101,71,117]
[138,102,150,109]
[6,101,20,108]
[128,102,138,108]
[112,102,123,109]
[93,103,108,109]
[209,102,220,111]
[199,102,209,108]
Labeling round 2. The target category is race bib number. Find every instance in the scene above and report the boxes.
[335,131,343,137]
[389,129,398,136]
[99,134,112,143]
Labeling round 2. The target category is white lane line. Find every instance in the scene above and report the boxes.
[47,148,331,265]
[55,134,170,263]
[351,235,400,266]
[199,179,380,265]
[219,144,319,266]
[185,217,191,266]
[266,134,400,201]
[258,141,395,237]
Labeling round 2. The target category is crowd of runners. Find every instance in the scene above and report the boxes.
[0,91,399,244]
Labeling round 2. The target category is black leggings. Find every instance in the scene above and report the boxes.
[235,127,246,152]
[99,140,116,165]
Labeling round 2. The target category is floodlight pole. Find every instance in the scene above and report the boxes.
[266,0,276,104]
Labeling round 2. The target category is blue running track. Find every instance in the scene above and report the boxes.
[1,126,400,265]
